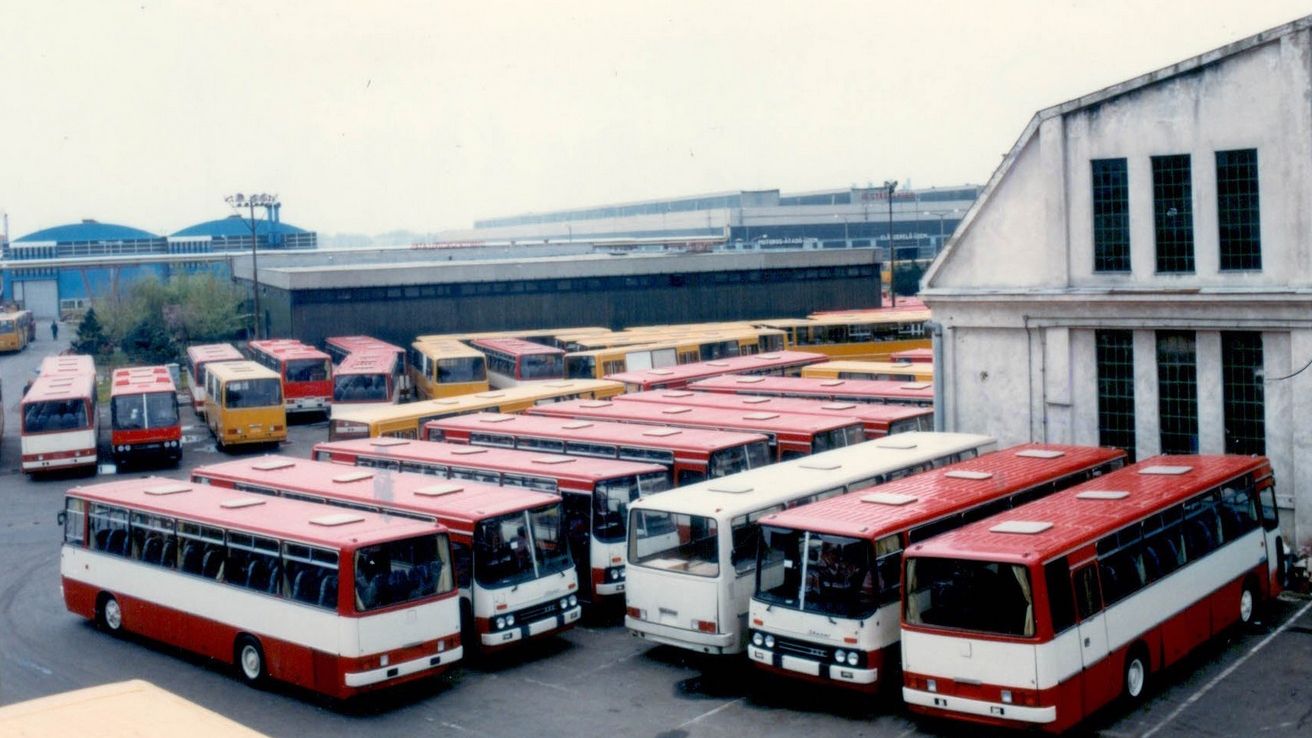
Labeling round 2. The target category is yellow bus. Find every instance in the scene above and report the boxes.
[203,360,287,450]
[417,326,607,349]
[801,359,934,382]
[329,378,624,441]
[0,309,33,352]
[408,338,490,399]
[0,680,268,737]
[756,309,932,361]
[562,327,784,356]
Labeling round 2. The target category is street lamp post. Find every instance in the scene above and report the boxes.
[225,193,279,340]
[884,180,898,307]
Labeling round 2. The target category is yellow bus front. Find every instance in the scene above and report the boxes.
[212,377,287,447]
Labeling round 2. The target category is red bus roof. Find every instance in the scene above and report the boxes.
[761,444,1127,540]
[69,476,444,548]
[689,374,935,401]
[23,370,95,404]
[337,350,402,376]
[614,390,930,426]
[191,457,560,532]
[325,336,404,355]
[603,351,827,387]
[470,337,566,356]
[427,412,768,451]
[527,398,862,436]
[185,343,244,365]
[906,455,1271,565]
[263,345,331,361]
[40,354,95,377]
[313,437,669,484]
[110,366,176,396]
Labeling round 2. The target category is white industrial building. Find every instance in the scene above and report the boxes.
[923,16,1312,552]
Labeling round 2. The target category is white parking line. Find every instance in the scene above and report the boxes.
[675,697,745,730]
[1141,597,1312,738]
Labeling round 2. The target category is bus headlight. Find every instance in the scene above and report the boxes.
[505,614,515,627]
[495,616,507,630]
[845,651,859,667]
[763,634,775,649]
[752,632,764,647]
[834,650,847,664]
[568,594,577,607]
[559,597,570,610]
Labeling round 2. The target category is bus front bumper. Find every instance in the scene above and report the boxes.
[749,646,877,685]
[903,687,1056,724]
[626,616,738,654]
[287,397,328,413]
[482,605,582,647]
[344,645,463,688]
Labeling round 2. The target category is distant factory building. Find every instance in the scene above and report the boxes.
[1,214,315,320]
[236,248,882,347]
[442,184,979,260]
[924,16,1312,549]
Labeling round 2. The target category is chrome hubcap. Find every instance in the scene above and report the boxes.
[1240,589,1254,623]
[104,599,122,630]
[1126,659,1144,697]
[241,646,261,679]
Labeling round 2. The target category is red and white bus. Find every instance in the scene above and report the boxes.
[312,437,671,602]
[890,348,934,364]
[614,389,933,440]
[900,454,1284,733]
[331,350,408,413]
[323,335,406,368]
[184,343,245,417]
[604,351,828,392]
[690,374,934,407]
[470,337,566,388]
[191,457,582,653]
[426,413,771,486]
[247,339,333,415]
[527,398,863,461]
[60,476,462,698]
[21,355,98,474]
[109,366,181,467]
[748,444,1126,693]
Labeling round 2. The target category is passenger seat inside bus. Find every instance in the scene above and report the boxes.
[318,575,338,607]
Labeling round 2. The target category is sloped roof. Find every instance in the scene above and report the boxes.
[171,215,308,238]
[15,219,160,243]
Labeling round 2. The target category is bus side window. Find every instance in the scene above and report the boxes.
[451,541,472,589]
[1218,483,1260,541]
[1073,563,1103,621]
[63,498,87,545]
[1260,485,1280,531]
[1044,558,1076,634]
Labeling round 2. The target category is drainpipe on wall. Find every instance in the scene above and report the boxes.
[926,319,944,431]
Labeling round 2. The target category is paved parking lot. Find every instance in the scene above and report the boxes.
[2,338,1310,737]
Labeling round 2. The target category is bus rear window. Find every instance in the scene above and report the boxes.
[628,511,718,577]
[286,358,330,382]
[225,379,282,409]
[904,557,1036,637]
[521,354,564,380]
[23,399,90,432]
[565,355,597,380]
[437,357,486,383]
[334,373,388,402]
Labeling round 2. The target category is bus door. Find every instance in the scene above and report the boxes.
[1256,476,1285,592]
[562,491,592,596]
[1071,561,1116,713]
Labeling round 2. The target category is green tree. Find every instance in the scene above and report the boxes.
[892,261,926,298]
[71,307,108,356]
[92,272,247,364]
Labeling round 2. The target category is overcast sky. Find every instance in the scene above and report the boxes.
[1,1,1309,238]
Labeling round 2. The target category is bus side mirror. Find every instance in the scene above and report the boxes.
[56,511,66,527]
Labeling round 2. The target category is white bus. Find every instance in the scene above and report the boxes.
[624,432,996,655]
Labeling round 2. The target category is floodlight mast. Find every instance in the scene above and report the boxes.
[225,193,280,339]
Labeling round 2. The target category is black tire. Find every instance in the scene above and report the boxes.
[234,635,267,687]
[96,593,124,634]
[1122,646,1149,703]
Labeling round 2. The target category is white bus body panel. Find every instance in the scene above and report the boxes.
[21,428,97,471]
[748,599,900,685]
[472,569,580,647]
[625,565,731,652]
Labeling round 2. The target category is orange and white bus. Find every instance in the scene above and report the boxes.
[527,398,864,461]
[614,389,933,440]
[747,444,1125,693]
[756,309,930,361]
[21,355,98,474]
[426,413,771,486]
[312,437,671,602]
[191,458,582,654]
[900,454,1284,733]
[408,338,489,399]
[605,351,828,393]
[184,343,245,417]
[471,337,566,388]
[247,339,333,415]
[60,476,461,698]
[328,379,623,441]
[0,309,33,352]
[109,366,181,467]
[689,375,935,406]
[203,361,286,450]
[801,360,933,383]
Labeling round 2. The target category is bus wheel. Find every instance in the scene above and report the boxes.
[96,593,123,633]
[1239,579,1257,626]
[235,635,267,687]
[1123,646,1149,702]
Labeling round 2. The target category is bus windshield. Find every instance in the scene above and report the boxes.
[813,426,865,453]
[473,505,572,588]
[23,400,90,432]
[892,416,932,434]
[334,373,388,402]
[437,358,486,383]
[756,528,878,619]
[904,557,1036,638]
[111,392,178,430]
[354,533,452,611]
[286,358,330,382]
[708,441,771,477]
[565,355,596,380]
[628,511,719,577]
[593,471,673,543]
[521,354,563,379]
[0,320,14,332]
[224,379,282,409]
